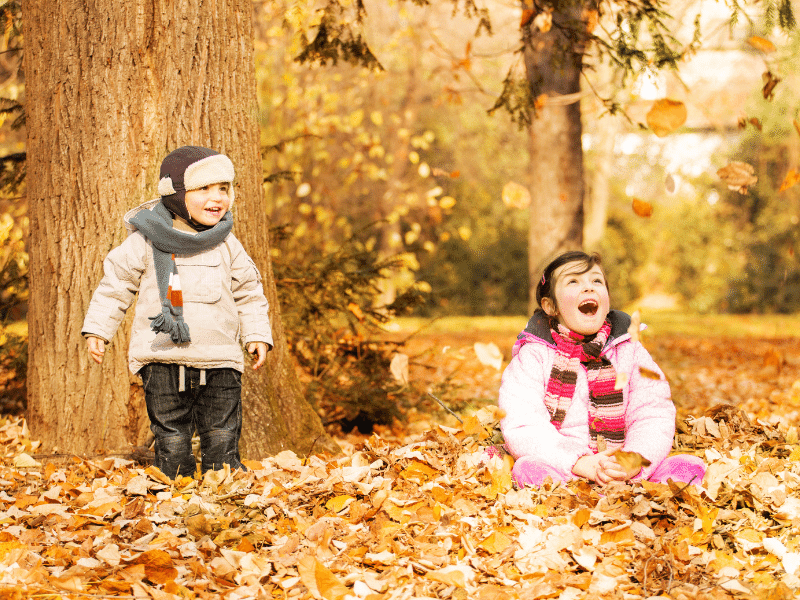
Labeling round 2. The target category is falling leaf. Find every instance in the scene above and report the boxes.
[627,310,641,344]
[748,36,777,53]
[639,367,661,380]
[502,181,531,209]
[297,555,349,600]
[795,119,800,137]
[779,169,800,192]
[612,450,651,473]
[750,117,763,130]
[665,173,676,194]
[717,162,757,194]
[614,371,629,391]
[631,198,653,217]
[763,71,781,100]
[390,353,409,385]
[646,99,687,137]
[474,342,503,370]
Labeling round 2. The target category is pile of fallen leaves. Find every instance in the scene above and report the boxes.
[1,390,800,599]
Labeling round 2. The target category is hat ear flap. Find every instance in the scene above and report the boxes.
[158,176,177,196]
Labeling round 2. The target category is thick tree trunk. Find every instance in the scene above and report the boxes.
[23,0,337,458]
[523,3,590,313]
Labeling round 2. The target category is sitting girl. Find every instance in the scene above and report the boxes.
[499,251,705,487]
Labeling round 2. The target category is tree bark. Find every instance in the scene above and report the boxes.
[523,3,590,313]
[23,0,337,458]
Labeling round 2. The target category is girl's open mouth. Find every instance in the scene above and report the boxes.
[578,300,598,315]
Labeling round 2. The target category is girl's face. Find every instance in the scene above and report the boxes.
[542,262,610,335]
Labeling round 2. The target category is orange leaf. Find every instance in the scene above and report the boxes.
[347,302,364,321]
[794,119,800,137]
[646,99,687,137]
[478,531,513,554]
[134,549,178,584]
[297,555,349,600]
[779,169,800,192]
[521,8,535,27]
[632,198,653,217]
[502,181,531,209]
[748,36,776,53]
[639,366,661,379]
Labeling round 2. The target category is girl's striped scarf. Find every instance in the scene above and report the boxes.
[516,319,625,452]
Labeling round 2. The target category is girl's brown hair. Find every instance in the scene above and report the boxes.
[536,251,607,311]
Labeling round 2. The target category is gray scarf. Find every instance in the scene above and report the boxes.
[129,201,233,344]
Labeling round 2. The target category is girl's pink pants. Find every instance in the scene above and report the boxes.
[511,453,706,488]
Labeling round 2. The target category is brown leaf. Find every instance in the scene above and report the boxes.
[646,99,687,137]
[748,36,777,53]
[631,198,653,217]
[763,71,781,101]
[717,161,757,194]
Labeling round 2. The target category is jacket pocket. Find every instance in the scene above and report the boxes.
[176,250,222,303]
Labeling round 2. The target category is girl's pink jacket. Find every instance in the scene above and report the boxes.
[498,311,674,480]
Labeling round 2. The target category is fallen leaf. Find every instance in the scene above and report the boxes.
[478,531,513,554]
[717,161,757,194]
[631,198,653,217]
[502,181,531,209]
[297,555,349,600]
[646,99,687,137]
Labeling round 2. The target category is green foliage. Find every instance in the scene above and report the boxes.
[270,222,428,433]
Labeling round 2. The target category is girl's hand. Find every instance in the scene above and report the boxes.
[247,342,267,370]
[86,336,106,364]
[571,448,617,482]
[596,454,642,485]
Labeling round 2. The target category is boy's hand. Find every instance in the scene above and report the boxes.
[247,342,267,370]
[86,336,106,364]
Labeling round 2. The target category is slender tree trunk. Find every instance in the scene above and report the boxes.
[23,0,337,458]
[523,2,591,313]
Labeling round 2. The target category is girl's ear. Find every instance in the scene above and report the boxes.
[541,297,557,317]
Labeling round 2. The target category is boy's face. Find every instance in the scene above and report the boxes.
[185,183,231,226]
[542,262,610,335]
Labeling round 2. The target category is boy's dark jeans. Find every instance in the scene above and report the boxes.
[140,363,245,479]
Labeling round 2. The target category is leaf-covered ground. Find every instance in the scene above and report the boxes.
[2,327,800,599]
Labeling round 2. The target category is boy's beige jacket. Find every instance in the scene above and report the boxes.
[82,200,273,374]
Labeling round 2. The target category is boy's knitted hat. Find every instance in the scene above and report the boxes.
[157,146,235,224]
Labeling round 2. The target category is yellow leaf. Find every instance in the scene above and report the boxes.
[612,450,651,473]
[502,181,531,209]
[325,495,354,513]
[600,526,635,545]
[788,446,800,461]
[478,531,513,554]
[614,371,629,391]
[748,36,776,53]
[779,169,800,192]
[297,555,349,600]
[347,302,364,321]
[717,161,758,194]
[646,99,687,137]
[632,198,653,217]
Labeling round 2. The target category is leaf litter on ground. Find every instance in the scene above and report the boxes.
[2,331,800,598]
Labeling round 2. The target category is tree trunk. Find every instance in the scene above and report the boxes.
[523,3,590,313]
[23,0,337,458]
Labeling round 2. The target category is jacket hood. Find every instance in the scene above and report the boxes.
[520,309,634,349]
[123,198,162,233]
